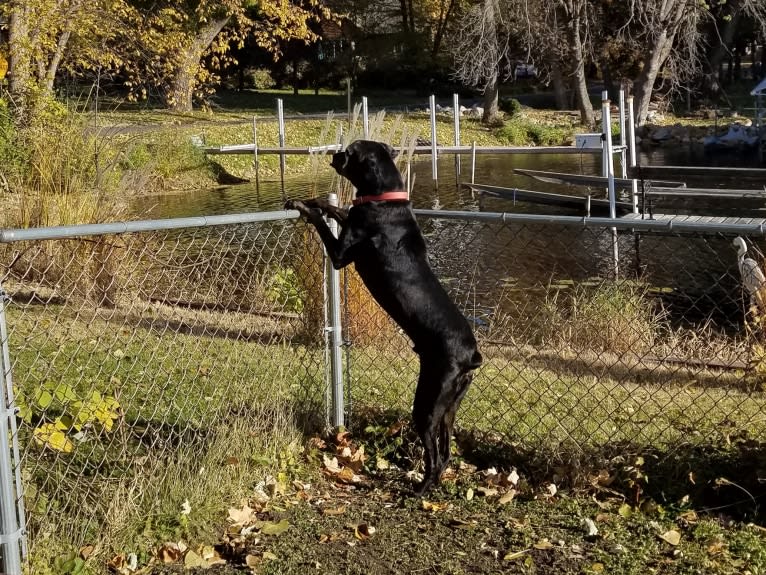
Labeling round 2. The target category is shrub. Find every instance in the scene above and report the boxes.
[245,68,276,90]
[499,97,522,117]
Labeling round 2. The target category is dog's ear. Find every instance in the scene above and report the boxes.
[382,143,399,160]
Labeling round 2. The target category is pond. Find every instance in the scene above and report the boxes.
[132,144,766,334]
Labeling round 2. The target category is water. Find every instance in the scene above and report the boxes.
[132,146,766,332]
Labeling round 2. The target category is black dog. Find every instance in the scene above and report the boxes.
[286,140,482,493]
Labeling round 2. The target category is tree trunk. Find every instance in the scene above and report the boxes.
[44,29,72,92]
[633,29,673,125]
[8,4,33,97]
[570,16,594,127]
[166,17,229,112]
[482,73,499,124]
[431,0,456,59]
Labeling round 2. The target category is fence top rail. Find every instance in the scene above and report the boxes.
[413,209,766,235]
[0,210,300,243]
[1,207,763,244]
[204,144,603,156]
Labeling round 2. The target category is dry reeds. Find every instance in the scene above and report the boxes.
[296,107,420,345]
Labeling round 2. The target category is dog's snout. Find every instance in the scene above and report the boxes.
[330,151,346,171]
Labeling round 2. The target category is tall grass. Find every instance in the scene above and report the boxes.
[485,280,665,355]
[0,96,136,306]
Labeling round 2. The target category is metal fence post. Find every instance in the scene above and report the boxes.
[429,95,438,182]
[0,284,25,574]
[362,97,369,139]
[601,98,620,279]
[277,98,286,199]
[326,194,345,428]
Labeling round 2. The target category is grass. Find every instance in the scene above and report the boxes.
[8,300,322,574]
[8,272,766,573]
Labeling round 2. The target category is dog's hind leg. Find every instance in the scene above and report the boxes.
[436,371,473,479]
[412,360,462,494]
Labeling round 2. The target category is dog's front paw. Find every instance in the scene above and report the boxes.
[285,199,321,220]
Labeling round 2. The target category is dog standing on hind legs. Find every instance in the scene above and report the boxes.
[285,139,482,494]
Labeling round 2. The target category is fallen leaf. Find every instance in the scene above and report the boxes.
[449,518,476,529]
[707,540,726,555]
[228,505,256,526]
[466,488,474,501]
[336,467,362,484]
[503,549,529,561]
[183,549,207,569]
[261,519,290,535]
[618,503,632,518]
[590,562,605,572]
[546,483,558,497]
[107,554,126,570]
[375,457,390,470]
[422,500,450,512]
[354,523,376,540]
[158,543,183,563]
[225,457,239,466]
[582,518,599,538]
[660,530,681,546]
[79,545,95,560]
[595,513,610,523]
[498,489,517,505]
[477,486,499,497]
[245,554,261,568]
[534,539,554,550]
[308,436,326,450]
[335,429,352,446]
[262,551,278,561]
[322,505,347,516]
[678,510,698,523]
[508,469,520,486]
[323,454,342,474]
[180,499,191,515]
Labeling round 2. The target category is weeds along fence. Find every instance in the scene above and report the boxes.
[0,208,766,569]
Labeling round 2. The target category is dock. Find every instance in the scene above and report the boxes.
[621,213,766,226]
[628,165,766,181]
[466,183,633,215]
[514,168,686,189]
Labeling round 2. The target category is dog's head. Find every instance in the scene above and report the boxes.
[331,140,403,198]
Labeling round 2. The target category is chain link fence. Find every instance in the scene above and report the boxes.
[1,208,766,568]
[0,212,332,569]
[345,212,766,460]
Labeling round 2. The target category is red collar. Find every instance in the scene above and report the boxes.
[352,190,409,206]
